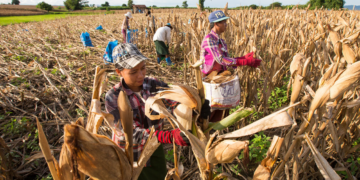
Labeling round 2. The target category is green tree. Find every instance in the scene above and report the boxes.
[101,1,109,7]
[11,0,20,5]
[127,0,133,8]
[122,3,127,7]
[176,5,179,8]
[269,2,282,8]
[37,1,53,11]
[64,0,88,10]
[249,4,258,9]
[307,0,325,9]
[182,1,188,8]
[199,0,205,10]
[324,0,344,9]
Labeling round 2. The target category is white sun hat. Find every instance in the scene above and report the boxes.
[124,12,133,18]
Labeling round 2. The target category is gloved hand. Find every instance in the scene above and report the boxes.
[154,128,190,146]
[200,100,211,120]
[236,52,262,68]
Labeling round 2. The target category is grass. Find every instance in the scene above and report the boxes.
[0,11,114,26]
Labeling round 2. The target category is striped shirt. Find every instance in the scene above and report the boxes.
[105,77,178,166]
[200,30,237,75]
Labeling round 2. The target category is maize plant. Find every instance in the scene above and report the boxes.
[1,3,360,180]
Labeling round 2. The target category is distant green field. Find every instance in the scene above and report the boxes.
[0,12,114,26]
[0,14,71,25]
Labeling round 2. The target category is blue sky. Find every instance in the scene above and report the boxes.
[0,0,358,7]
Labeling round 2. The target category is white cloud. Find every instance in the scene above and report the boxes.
[1,0,358,7]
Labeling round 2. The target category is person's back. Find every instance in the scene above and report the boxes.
[153,26,170,43]
[152,24,173,65]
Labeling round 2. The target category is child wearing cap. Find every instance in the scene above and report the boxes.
[105,43,191,179]
[153,23,174,65]
[200,10,262,122]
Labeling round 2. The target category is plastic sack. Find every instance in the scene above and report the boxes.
[203,75,241,110]
[145,28,148,38]
[96,25,103,30]
[103,40,118,63]
[126,29,138,43]
[80,32,94,47]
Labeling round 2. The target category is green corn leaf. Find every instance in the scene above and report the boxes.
[204,108,254,133]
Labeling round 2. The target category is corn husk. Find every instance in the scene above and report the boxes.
[206,139,248,164]
[86,66,107,134]
[174,104,193,130]
[307,72,343,121]
[219,110,294,139]
[133,126,160,180]
[63,124,132,180]
[36,118,60,180]
[329,61,360,100]
[117,90,134,172]
[327,24,340,46]
[342,43,356,64]
[230,16,239,27]
[145,97,209,179]
[253,136,284,180]
[58,144,74,180]
[304,134,341,180]
[224,3,228,15]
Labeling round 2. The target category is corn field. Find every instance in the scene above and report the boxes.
[1,6,360,180]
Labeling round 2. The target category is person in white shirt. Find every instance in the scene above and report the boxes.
[153,23,174,65]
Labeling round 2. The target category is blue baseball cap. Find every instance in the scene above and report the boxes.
[208,10,229,23]
[166,23,173,29]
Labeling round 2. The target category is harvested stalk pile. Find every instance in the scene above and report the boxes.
[1,3,360,180]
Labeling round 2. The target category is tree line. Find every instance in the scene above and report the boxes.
[32,0,346,12]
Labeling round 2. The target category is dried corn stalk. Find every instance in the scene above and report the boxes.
[63,124,132,180]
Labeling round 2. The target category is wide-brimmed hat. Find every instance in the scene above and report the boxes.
[124,12,133,18]
[112,43,148,70]
[208,10,229,23]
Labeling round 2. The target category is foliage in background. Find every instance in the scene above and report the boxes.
[199,0,205,10]
[249,4,258,9]
[101,1,109,7]
[269,2,282,8]
[36,1,53,12]
[11,0,20,5]
[182,1,188,8]
[307,0,345,9]
[238,132,271,163]
[127,0,133,9]
[64,0,89,10]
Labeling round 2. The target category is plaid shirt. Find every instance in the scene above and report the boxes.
[105,77,177,166]
[200,30,237,75]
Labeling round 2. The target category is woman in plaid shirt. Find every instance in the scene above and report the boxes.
[200,10,262,122]
[105,43,190,180]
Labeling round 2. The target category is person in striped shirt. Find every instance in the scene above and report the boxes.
[105,43,190,180]
[200,10,262,122]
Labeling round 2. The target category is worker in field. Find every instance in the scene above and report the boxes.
[121,12,132,43]
[105,43,201,180]
[146,10,155,33]
[200,10,262,122]
[153,23,174,65]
